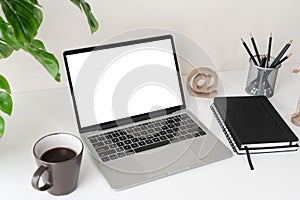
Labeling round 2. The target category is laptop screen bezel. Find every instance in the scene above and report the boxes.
[63,35,186,133]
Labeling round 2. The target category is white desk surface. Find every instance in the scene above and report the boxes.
[0,66,299,199]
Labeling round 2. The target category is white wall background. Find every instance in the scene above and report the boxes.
[0,0,299,93]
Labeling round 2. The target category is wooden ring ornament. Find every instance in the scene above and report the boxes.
[186,67,218,98]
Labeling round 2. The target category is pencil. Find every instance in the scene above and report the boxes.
[250,33,261,65]
[270,40,293,68]
[260,54,267,68]
[273,53,292,67]
[241,38,258,66]
[267,33,272,67]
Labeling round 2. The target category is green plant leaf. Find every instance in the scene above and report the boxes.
[0,115,4,138]
[70,0,81,10]
[0,74,11,93]
[70,0,99,33]
[30,39,45,50]
[23,39,60,82]
[0,16,21,50]
[81,1,98,33]
[0,41,13,58]
[28,0,39,6]
[0,90,12,115]
[0,0,43,43]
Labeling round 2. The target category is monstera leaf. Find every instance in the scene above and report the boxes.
[70,0,99,33]
[0,74,12,138]
[0,0,43,43]
[0,0,99,138]
[23,39,61,81]
[0,17,21,55]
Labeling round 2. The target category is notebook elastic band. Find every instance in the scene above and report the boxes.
[245,146,254,170]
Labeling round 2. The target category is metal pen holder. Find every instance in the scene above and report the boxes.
[245,56,281,98]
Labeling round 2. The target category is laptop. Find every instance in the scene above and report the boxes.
[63,35,232,190]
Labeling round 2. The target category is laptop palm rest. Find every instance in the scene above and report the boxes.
[94,135,232,190]
[98,141,193,174]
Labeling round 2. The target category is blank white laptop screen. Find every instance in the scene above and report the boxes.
[65,37,183,128]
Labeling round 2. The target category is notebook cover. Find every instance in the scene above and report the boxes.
[213,96,299,149]
[210,104,299,154]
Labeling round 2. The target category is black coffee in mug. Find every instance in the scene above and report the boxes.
[41,147,77,163]
[32,133,83,196]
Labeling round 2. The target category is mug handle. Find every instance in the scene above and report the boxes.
[32,165,53,191]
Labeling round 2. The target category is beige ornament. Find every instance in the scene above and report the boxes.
[291,66,300,127]
[291,98,300,127]
[186,67,218,98]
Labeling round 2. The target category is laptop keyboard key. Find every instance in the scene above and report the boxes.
[179,136,187,141]
[154,127,161,132]
[100,156,110,162]
[141,131,147,135]
[117,152,126,158]
[166,129,173,133]
[92,142,104,148]
[89,138,98,144]
[98,136,105,141]
[116,142,124,146]
[125,150,135,156]
[199,130,206,136]
[146,135,153,139]
[139,136,146,140]
[105,134,113,139]
[119,136,126,141]
[96,146,109,152]
[133,132,141,137]
[124,140,132,145]
[131,143,139,148]
[98,149,116,157]
[134,140,170,153]
[112,138,119,143]
[138,141,146,146]
[112,133,120,138]
[109,154,118,160]
[159,136,167,140]
[126,135,134,139]
[131,138,139,143]
[166,134,174,139]
[116,147,124,152]
[104,140,112,145]
[148,129,154,133]
[124,145,131,150]
[109,144,117,149]
[185,134,193,139]
[160,131,167,135]
[146,139,153,144]
[134,127,141,132]
[170,138,180,143]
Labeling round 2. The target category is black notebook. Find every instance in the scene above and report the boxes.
[211,96,299,155]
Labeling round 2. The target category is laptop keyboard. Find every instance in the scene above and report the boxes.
[88,113,206,162]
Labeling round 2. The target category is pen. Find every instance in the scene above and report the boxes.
[250,33,261,65]
[241,38,258,66]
